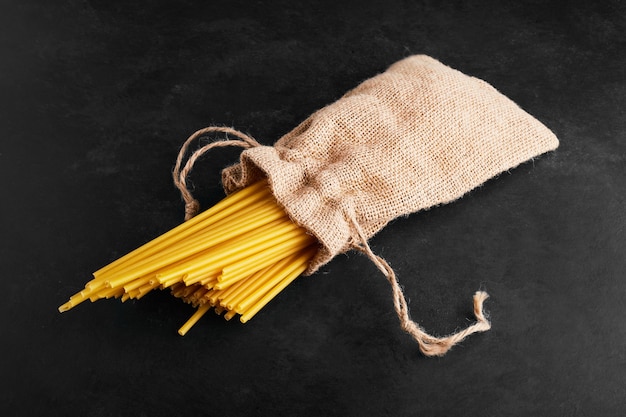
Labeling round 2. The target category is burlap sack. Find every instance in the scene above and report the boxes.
[221,55,558,271]
[177,55,558,355]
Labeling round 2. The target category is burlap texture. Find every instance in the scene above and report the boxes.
[222,55,559,274]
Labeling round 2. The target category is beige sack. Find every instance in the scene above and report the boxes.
[222,55,558,271]
[180,55,558,355]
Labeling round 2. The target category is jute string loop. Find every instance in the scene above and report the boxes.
[346,210,491,357]
[174,125,491,356]
[173,126,261,220]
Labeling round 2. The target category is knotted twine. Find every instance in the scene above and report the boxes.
[173,55,558,356]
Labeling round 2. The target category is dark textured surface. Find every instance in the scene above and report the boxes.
[2,1,625,415]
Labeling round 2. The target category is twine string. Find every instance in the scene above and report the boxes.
[173,126,261,220]
[174,126,490,356]
[346,211,491,357]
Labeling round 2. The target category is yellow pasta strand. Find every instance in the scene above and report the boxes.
[223,309,237,321]
[178,303,211,336]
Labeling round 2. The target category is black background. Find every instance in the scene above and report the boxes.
[2,0,625,415]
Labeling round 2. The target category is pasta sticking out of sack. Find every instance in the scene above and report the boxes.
[59,55,558,356]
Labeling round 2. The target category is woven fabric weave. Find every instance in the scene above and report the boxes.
[222,55,559,274]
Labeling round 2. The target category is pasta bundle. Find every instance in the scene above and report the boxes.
[59,181,318,334]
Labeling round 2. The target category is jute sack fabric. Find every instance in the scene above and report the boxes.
[177,55,558,355]
[221,55,558,270]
